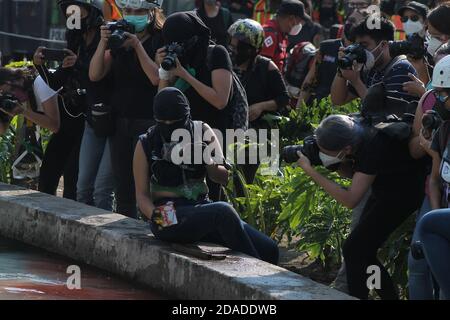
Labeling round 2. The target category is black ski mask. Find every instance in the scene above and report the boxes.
[230,41,257,66]
[162,12,211,68]
[153,87,192,142]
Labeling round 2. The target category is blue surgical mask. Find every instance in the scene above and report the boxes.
[124,14,149,33]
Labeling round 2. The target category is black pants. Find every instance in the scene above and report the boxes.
[343,172,425,300]
[110,118,154,218]
[38,124,84,200]
[151,198,279,264]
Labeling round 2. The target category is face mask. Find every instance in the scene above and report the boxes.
[124,14,149,33]
[370,42,384,66]
[319,151,345,167]
[426,35,445,56]
[289,23,303,36]
[403,20,423,36]
[364,49,375,71]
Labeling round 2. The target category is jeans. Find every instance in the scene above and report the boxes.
[77,122,114,211]
[110,118,154,218]
[150,199,279,265]
[408,196,435,300]
[417,209,450,300]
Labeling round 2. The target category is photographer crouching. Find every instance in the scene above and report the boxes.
[288,114,425,300]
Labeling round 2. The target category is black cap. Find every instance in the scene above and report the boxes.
[277,0,310,21]
[397,1,429,20]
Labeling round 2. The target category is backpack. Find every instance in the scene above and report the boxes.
[206,45,249,131]
[284,41,316,88]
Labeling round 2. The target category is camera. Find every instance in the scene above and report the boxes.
[0,92,19,113]
[106,20,136,51]
[422,110,442,140]
[389,33,425,60]
[161,43,185,71]
[337,44,367,70]
[281,135,323,166]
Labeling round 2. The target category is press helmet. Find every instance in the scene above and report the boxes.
[432,54,450,88]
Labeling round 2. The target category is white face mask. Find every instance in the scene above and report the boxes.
[403,20,424,36]
[426,34,445,56]
[289,23,303,36]
[364,49,375,71]
[319,151,345,168]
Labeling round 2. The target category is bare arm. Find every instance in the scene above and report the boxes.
[409,95,427,159]
[22,95,60,133]
[297,56,317,108]
[203,123,229,185]
[429,150,443,210]
[133,141,155,220]
[89,26,113,82]
[173,61,232,110]
[298,153,374,209]
[330,72,358,106]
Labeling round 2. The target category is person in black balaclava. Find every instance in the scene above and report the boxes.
[133,87,279,265]
[156,11,234,202]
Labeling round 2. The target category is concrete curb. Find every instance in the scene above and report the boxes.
[0,183,354,300]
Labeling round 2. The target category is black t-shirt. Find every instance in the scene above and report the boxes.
[235,55,289,123]
[197,7,233,46]
[352,128,423,194]
[184,45,232,133]
[110,32,163,119]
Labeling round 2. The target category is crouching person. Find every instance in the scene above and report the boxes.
[295,114,426,299]
[133,87,279,265]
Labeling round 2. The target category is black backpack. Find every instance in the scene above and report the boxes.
[206,45,249,131]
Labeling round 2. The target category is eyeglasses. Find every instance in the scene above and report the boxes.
[348,1,370,9]
[401,15,420,23]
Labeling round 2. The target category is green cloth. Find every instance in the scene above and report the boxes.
[175,68,196,93]
[151,180,208,201]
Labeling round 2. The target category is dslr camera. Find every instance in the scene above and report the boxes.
[161,43,185,71]
[106,20,136,51]
[0,92,19,113]
[337,44,367,70]
[421,110,442,140]
[389,33,425,60]
[281,135,323,166]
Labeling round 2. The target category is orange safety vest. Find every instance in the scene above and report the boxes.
[253,0,275,26]
[106,0,122,21]
[392,15,406,41]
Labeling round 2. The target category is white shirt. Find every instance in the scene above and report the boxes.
[32,76,57,112]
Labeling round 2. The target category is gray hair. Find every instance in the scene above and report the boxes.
[316,115,363,151]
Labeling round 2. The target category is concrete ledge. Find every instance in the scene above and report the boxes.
[0,183,353,300]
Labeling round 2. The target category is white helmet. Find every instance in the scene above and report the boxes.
[432,54,450,88]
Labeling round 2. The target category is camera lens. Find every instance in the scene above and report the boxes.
[281,145,303,164]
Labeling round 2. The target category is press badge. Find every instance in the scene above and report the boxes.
[153,201,178,228]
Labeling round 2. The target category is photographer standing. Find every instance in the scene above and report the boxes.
[89,0,164,218]
[32,0,109,200]
[295,115,425,299]
[331,15,419,109]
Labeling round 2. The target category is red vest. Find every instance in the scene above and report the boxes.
[261,19,288,72]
